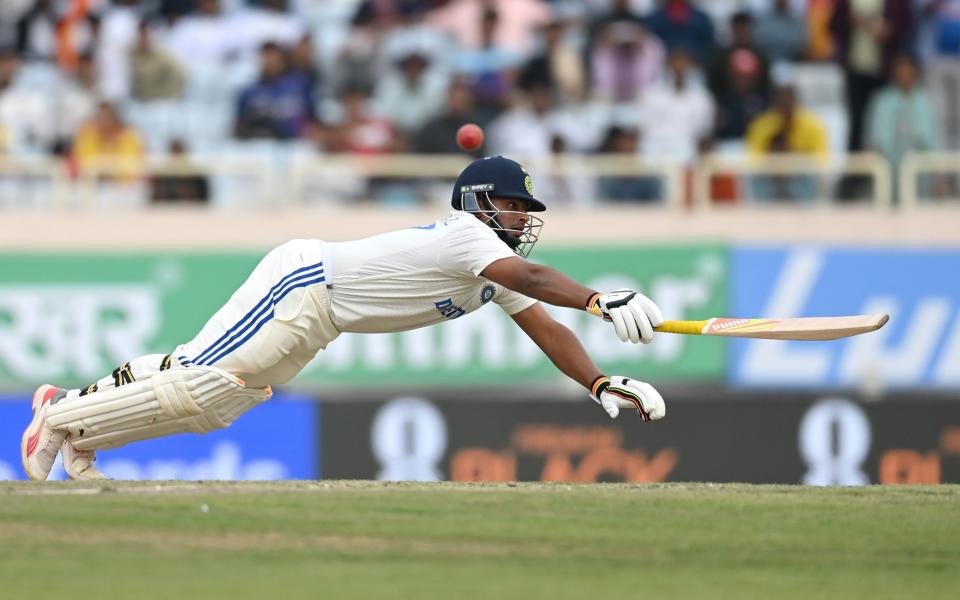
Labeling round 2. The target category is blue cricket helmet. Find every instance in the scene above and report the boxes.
[451,156,546,212]
[450,156,545,258]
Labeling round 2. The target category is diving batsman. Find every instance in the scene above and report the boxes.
[22,156,666,480]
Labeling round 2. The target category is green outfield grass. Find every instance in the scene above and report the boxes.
[1,482,958,599]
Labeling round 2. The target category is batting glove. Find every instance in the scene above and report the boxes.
[590,375,666,421]
[587,290,664,344]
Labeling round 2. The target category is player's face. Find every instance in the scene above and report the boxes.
[489,197,529,238]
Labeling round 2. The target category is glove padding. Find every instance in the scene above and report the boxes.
[591,375,666,421]
[588,290,664,344]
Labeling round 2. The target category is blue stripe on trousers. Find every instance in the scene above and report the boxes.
[195,274,327,367]
[190,262,324,364]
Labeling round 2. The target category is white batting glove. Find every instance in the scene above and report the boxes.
[590,375,666,421]
[587,290,664,344]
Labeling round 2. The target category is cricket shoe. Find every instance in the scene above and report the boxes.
[21,384,68,481]
[62,440,108,480]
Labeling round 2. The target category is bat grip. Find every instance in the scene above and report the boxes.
[654,320,709,335]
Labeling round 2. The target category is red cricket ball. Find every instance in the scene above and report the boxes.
[456,123,484,152]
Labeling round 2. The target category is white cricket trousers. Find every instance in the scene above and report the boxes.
[174,239,339,387]
[72,239,338,398]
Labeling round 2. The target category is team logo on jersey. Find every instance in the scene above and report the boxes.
[480,285,495,304]
[524,174,534,196]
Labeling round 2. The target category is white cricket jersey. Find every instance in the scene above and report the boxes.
[323,211,537,333]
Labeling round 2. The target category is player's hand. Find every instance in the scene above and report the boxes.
[591,376,666,421]
[587,290,664,343]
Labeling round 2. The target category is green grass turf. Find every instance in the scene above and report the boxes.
[1,482,958,599]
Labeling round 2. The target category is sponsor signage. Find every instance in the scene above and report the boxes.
[0,392,317,480]
[0,245,727,389]
[321,394,960,485]
[0,252,261,390]
[731,247,960,389]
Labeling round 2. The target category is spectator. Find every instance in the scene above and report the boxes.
[54,1,100,73]
[234,42,317,140]
[373,51,449,135]
[333,7,381,97]
[131,20,185,101]
[229,0,307,61]
[1,2,32,51]
[746,85,829,201]
[97,0,141,100]
[14,0,58,62]
[151,139,210,204]
[289,34,321,91]
[51,53,98,154]
[807,0,838,60]
[339,1,440,94]
[453,8,524,118]
[380,2,456,73]
[428,0,553,57]
[587,0,649,52]
[414,78,486,154]
[72,101,144,178]
[14,0,97,71]
[713,11,768,77]
[917,0,960,150]
[747,85,829,155]
[0,49,54,152]
[590,21,665,103]
[532,132,595,207]
[158,1,197,20]
[754,0,810,63]
[829,0,914,154]
[708,11,771,141]
[325,87,400,154]
[520,17,587,103]
[349,0,405,28]
[636,47,715,164]
[865,54,940,167]
[589,0,648,35]
[163,0,237,69]
[596,125,661,202]
[486,84,557,156]
[645,0,716,66]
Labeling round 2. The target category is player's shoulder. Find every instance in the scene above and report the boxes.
[409,211,467,231]
[422,210,495,241]
[445,210,499,237]
[441,210,477,229]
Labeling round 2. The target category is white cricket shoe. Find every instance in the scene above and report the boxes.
[21,384,68,481]
[62,440,108,480]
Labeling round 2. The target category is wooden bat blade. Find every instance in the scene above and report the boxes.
[655,314,889,341]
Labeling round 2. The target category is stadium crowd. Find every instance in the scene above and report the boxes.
[0,0,957,204]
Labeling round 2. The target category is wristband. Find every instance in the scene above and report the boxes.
[586,292,602,316]
[590,375,610,398]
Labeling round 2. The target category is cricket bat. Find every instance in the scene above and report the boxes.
[653,314,889,341]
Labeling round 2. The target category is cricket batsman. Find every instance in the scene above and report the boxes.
[22,156,666,481]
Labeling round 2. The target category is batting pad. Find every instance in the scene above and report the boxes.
[46,366,272,451]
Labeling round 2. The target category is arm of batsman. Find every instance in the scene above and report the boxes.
[587,290,664,344]
[590,375,666,421]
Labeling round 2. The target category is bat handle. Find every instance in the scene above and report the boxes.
[654,320,710,335]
